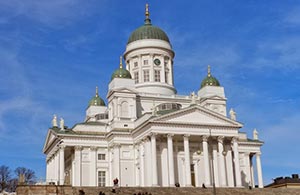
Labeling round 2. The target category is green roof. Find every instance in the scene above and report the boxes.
[88,87,105,106]
[200,65,221,88]
[111,67,132,80]
[127,11,170,44]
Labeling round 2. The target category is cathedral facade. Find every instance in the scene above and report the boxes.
[43,5,264,188]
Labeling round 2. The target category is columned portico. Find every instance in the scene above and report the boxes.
[232,137,241,187]
[256,152,263,188]
[150,133,158,186]
[202,135,211,186]
[167,134,175,186]
[183,134,192,186]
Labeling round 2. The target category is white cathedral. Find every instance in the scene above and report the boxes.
[43,4,264,189]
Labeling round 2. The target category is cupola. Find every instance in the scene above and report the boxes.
[200,65,220,88]
[111,56,132,81]
[88,86,105,106]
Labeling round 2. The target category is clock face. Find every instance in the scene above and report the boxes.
[154,58,161,65]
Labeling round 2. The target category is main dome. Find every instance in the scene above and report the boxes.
[127,4,170,44]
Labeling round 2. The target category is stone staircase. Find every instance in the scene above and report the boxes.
[17,186,300,195]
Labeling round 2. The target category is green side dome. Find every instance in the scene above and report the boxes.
[88,87,105,106]
[200,65,221,88]
[111,67,132,81]
[111,56,132,81]
[127,4,170,44]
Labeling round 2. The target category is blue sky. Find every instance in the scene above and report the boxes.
[0,0,300,185]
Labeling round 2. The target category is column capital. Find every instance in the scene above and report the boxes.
[59,145,66,150]
[231,136,238,143]
[183,134,190,138]
[256,152,262,156]
[150,132,158,138]
[74,146,83,151]
[202,135,209,142]
[217,136,224,143]
[90,146,98,151]
[167,133,174,138]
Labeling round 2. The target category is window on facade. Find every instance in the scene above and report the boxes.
[154,70,160,82]
[98,171,106,187]
[143,70,150,82]
[95,113,108,120]
[134,62,138,67]
[143,60,148,65]
[98,153,106,160]
[134,72,139,83]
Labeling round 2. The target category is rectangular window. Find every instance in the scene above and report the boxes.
[154,70,160,82]
[134,72,139,83]
[98,153,106,160]
[143,60,148,65]
[134,62,138,67]
[98,171,106,187]
[143,70,149,82]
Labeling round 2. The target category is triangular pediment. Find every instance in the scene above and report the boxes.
[43,129,58,153]
[152,106,242,127]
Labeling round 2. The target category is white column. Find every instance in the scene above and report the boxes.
[202,136,211,186]
[218,137,227,186]
[225,145,234,187]
[250,155,255,188]
[194,160,200,187]
[167,134,175,186]
[212,144,220,187]
[74,146,82,186]
[138,54,142,82]
[151,133,158,186]
[161,55,166,83]
[90,147,97,186]
[59,146,65,185]
[54,152,59,184]
[139,141,145,186]
[183,134,192,186]
[256,153,263,188]
[232,137,241,187]
[245,152,251,187]
[149,54,154,82]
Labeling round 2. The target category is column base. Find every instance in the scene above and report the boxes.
[152,184,160,187]
[185,184,194,187]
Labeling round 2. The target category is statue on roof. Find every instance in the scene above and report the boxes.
[60,118,65,131]
[52,114,58,127]
[229,108,236,121]
[253,129,259,140]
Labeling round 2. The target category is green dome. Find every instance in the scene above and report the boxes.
[127,21,170,44]
[127,4,170,44]
[111,67,132,81]
[88,87,105,106]
[111,56,132,81]
[200,66,221,88]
